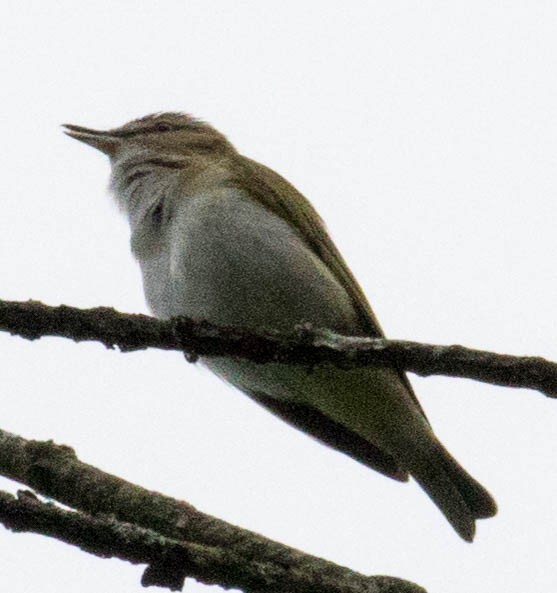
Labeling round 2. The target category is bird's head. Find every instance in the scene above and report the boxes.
[63,112,232,160]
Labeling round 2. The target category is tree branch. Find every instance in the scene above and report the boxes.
[0,430,424,593]
[0,298,556,397]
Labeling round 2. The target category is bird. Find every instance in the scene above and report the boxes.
[64,112,497,541]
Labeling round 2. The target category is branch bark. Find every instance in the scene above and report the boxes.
[0,430,424,593]
[0,298,556,397]
[1,297,555,591]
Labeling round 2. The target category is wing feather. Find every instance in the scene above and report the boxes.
[231,156,429,430]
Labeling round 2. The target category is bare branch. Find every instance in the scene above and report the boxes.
[0,298,555,397]
[0,430,424,593]
[0,489,191,591]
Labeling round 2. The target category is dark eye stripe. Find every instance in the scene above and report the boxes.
[113,124,182,138]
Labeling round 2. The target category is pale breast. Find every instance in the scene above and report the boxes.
[133,185,360,336]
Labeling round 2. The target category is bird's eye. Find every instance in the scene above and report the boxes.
[155,122,172,132]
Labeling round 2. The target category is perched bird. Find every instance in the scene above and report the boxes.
[64,112,496,541]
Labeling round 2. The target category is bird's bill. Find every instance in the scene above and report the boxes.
[63,124,119,156]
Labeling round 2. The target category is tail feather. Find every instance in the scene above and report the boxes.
[435,441,497,519]
[409,439,497,542]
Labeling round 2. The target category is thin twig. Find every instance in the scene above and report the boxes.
[0,430,424,593]
[0,298,555,397]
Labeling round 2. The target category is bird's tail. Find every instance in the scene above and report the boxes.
[408,437,497,541]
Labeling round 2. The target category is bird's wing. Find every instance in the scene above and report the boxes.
[249,390,408,480]
[238,157,385,336]
[236,157,428,422]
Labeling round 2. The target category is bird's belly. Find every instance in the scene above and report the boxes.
[135,188,426,455]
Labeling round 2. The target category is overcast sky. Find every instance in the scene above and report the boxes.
[1,2,556,592]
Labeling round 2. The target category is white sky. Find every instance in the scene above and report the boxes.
[1,2,556,592]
